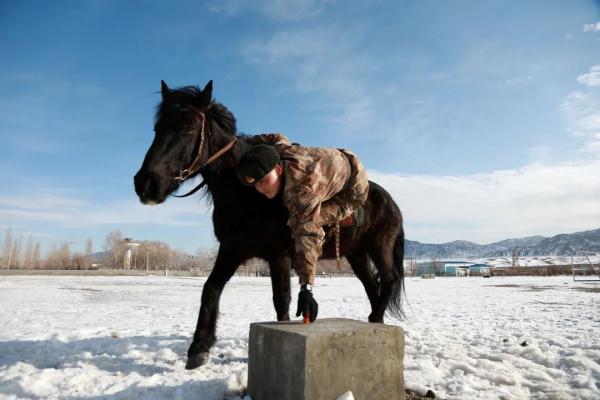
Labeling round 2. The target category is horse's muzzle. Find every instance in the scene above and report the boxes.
[134,171,167,204]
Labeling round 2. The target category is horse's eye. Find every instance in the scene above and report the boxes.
[184,128,196,136]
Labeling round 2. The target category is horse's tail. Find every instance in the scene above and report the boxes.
[387,224,405,320]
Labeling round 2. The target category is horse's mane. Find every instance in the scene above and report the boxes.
[155,85,238,135]
[155,85,255,203]
[209,102,237,135]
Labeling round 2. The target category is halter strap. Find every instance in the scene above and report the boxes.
[171,109,237,197]
[170,180,207,198]
[173,112,207,183]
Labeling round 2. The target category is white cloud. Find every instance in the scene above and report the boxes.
[527,146,556,164]
[583,22,600,32]
[208,0,333,21]
[369,160,600,244]
[377,67,600,244]
[502,75,534,85]
[0,195,86,210]
[0,225,61,240]
[239,30,600,246]
[0,209,71,223]
[560,91,595,114]
[575,112,600,134]
[561,88,600,155]
[577,65,600,87]
[0,194,212,228]
[242,26,378,134]
[243,29,331,64]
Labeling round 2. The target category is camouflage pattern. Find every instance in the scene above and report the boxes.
[249,134,369,285]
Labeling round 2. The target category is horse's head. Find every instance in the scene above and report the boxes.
[134,80,237,204]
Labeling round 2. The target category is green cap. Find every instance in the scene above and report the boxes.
[236,144,281,186]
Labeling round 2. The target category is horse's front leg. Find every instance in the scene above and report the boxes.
[186,245,243,370]
[268,254,292,321]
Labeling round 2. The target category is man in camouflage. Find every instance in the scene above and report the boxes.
[236,133,369,322]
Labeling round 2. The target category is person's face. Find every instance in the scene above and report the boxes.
[255,163,283,199]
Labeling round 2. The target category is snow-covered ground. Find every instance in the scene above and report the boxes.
[472,255,600,268]
[0,275,599,399]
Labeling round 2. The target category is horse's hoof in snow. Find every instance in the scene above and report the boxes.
[185,352,208,370]
[368,313,383,323]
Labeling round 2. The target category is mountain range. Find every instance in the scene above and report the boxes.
[405,228,600,259]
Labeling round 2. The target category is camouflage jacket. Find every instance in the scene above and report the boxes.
[249,134,369,285]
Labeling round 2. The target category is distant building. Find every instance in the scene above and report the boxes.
[412,257,592,277]
[414,260,492,277]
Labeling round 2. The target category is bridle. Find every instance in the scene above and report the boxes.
[171,108,237,198]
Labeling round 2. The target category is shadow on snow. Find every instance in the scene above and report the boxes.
[0,334,247,400]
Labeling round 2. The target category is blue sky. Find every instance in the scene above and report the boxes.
[1,0,599,255]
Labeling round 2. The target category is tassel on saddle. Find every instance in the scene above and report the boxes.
[325,207,365,270]
[338,214,354,228]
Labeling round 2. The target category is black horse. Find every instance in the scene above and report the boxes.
[134,80,405,370]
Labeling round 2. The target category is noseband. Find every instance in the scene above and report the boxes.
[171,108,237,198]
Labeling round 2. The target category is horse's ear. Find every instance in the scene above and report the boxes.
[161,80,170,100]
[197,80,213,107]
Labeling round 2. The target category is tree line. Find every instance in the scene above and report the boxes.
[0,227,357,275]
[0,228,217,272]
[0,227,43,269]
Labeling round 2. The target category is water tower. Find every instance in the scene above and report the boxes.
[121,238,140,270]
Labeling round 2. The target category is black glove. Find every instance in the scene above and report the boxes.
[296,285,318,323]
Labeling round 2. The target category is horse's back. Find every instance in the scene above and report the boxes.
[366,180,403,225]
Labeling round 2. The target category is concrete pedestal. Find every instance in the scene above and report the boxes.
[248,318,404,400]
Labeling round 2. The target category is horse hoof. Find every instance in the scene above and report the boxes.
[368,313,383,323]
[185,352,209,370]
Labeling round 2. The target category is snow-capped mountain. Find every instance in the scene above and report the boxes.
[406,228,600,258]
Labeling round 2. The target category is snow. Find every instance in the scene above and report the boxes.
[472,255,600,268]
[336,391,355,400]
[1,275,599,399]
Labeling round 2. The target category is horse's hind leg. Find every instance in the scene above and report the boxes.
[347,250,380,314]
[268,254,291,321]
[367,229,399,323]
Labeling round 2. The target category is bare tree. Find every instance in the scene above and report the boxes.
[85,238,94,256]
[171,249,200,270]
[135,240,172,271]
[430,256,443,276]
[57,242,72,269]
[103,230,124,269]
[194,247,218,275]
[2,227,14,269]
[318,258,353,275]
[23,236,34,269]
[84,237,94,269]
[46,242,72,269]
[32,241,41,269]
[404,258,417,277]
[243,257,269,277]
[46,243,59,269]
[71,252,86,270]
[151,241,172,269]
[12,234,23,269]
[511,248,521,268]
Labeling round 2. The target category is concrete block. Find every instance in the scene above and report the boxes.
[248,318,404,400]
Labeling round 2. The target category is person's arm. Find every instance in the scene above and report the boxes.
[286,187,323,323]
[249,133,290,146]
[287,190,323,286]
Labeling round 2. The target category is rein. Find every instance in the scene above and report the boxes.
[171,110,237,198]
